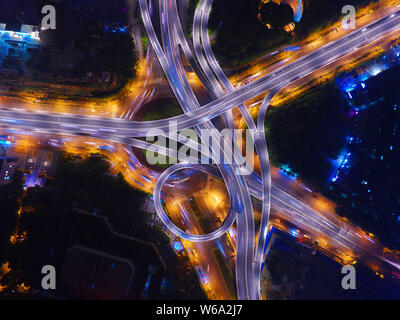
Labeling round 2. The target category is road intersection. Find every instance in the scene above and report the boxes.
[1,0,400,299]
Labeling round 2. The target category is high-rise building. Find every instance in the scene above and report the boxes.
[0,157,18,186]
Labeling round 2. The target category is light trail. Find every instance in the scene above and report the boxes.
[0,0,400,300]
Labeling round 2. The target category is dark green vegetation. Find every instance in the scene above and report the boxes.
[188,197,212,234]
[21,153,151,237]
[35,25,138,97]
[186,0,201,38]
[83,33,139,97]
[297,0,379,38]
[137,98,183,122]
[0,154,160,296]
[209,0,292,68]
[259,2,294,28]
[209,0,379,68]
[113,34,139,90]
[212,248,237,299]
[134,98,183,169]
[266,83,351,190]
[0,153,205,299]
[263,228,400,299]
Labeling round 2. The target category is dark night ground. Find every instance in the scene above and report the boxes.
[263,228,400,299]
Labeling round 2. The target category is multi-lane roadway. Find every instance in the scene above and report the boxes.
[1,0,400,299]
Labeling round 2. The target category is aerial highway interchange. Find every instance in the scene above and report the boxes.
[1,0,400,300]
